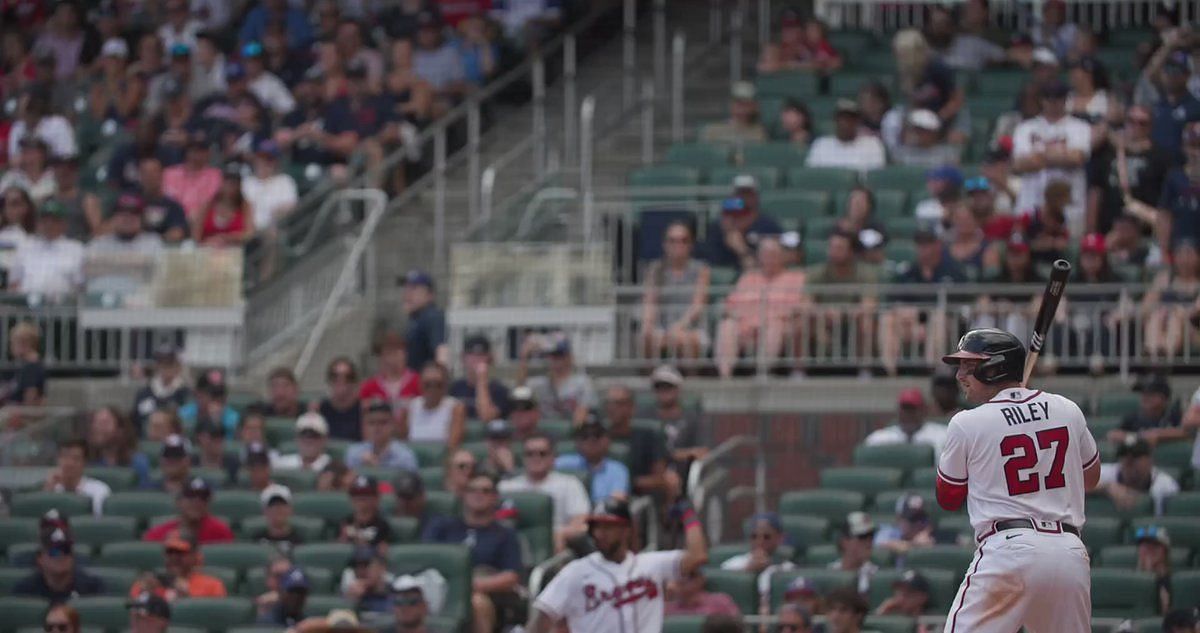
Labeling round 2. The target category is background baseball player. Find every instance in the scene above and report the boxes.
[936,328,1101,632]
[528,497,708,633]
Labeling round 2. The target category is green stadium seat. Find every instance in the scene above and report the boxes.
[172,597,254,632]
[1095,392,1140,417]
[200,543,275,574]
[1097,545,1191,568]
[710,166,782,189]
[703,569,756,615]
[1173,570,1200,609]
[71,596,130,632]
[769,569,855,610]
[98,541,165,570]
[504,492,554,564]
[853,444,934,472]
[264,417,296,445]
[829,72,887,98]
[88,566,139,595]
[1155,441,1193,470]
[0,597,47,633]
[72,516,138,550]
[707,542,796,568]
[1131,516,1200,550]
[628,165,702,189]
[863,615,916,633]
[755,71,819,100]
[665,143,731,169]
[103,492,176,528]
[1086,416,1122,437]
[268,469,319,492]
[138,441,163,467]
[909,468,936,489]
[820,467,905,499]
[237,515,325,542]
[1166,491,1200,515]
[11,492,93,518]
[293,543,354,574]
[787,167,858,190]
[228,628,290,633]
[291,492,352,525]
[189,565,237,589]
[779,490,865,524]
[87,467,138,492]
[210,491,264,524]
[828,31,876,56]
[760,191,834,225]
[903,545,974,574]
[302,594,352,618]
[662,615,705,633]
[781,515,831,551]
[0,567,26,594]
[387,516,420,544]
[410,442,447,468]
[804,215,839,239]
[863,166,930,191]
[885,241,918,266]
[1085,493,1153,521]
[803,543,891,568]
[420,466,447,491]
[386,544,472,626]
[0,518,38,557]
[883,216,919,239]
[742,142,807,168]
[974,71,1031,97]
[872,490,949,521]
[243,566,335,597]
[425,491,460,519]
[1089,569,1158,617]
[1130,618,1165,633]
[1079,516,1124,553]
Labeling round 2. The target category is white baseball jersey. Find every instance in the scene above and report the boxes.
[534,549,684,633]
[938,387,1099,538]
[1012,115,1091,235]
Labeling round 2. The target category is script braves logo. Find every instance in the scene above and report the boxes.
[582,577,659,612]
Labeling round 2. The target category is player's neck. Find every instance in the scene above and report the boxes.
[978,381,1024,402]
[600,548,629,564]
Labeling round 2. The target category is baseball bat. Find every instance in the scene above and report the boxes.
[1022,259,1072,386]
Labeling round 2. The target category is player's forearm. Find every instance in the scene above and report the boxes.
[680,503,708,574]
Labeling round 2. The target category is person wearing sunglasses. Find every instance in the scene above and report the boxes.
[338,475,395,551]
[499,432,590,553]
[345,399,419,472]
[126,592,171,633]
[830,512,879,595]
[1135,525,1174,614]
[443,448,477,497]
[42,604,80,633]
[318,357,363,441]
[274,412,334,472]
[392,471,435,534]
[719,513,795,595]
[774,603,813,633]
[640,221,710,364]
[553,415,631,504]
[13,527,103,603]
[385,576,435,633]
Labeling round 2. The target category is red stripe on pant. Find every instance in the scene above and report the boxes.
[949,544,986,632]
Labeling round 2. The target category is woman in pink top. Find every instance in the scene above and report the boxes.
[162,132,221,223]
[715,237,808,378]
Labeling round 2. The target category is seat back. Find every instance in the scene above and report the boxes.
[171,597,255,632]
[72,517,138,550]
[98,541,165,570]
[386,544,472,626]
[103,492,176,529]
[11,492,93,518]
[1090,568,1158,617]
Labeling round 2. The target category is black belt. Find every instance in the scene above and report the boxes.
[994,518,1079,536]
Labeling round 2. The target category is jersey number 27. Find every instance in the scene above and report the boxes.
[1000,426,1070,496]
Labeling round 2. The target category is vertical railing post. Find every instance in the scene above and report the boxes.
[623,0,637,107]
[563,34,577,168]
[653,0,667,91]
[731,0,744,85]
[480,167,496,223]
[580,96,596,243]
[709,0,721,45]
[641,79,655,165]
[434,125,447,276]
[467,100,481,221]
[532,53,546,175]
[758,0,770,50]
[672,32,686,143]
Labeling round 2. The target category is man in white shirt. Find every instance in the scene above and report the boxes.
[44,439,110,516]
[272,413,333,471]
[499,433,590,552]
[242,140,299,232]
[7,91,77,163]
[1097,438,1180,516]
[1182,385,1200,470]
[828,511,879,595]
[87,193,164,256]
[862,388,950,456]
[1012,80,1091,234]
[9,200,83,299]
[805,100,886,171]
[242,42,295,116]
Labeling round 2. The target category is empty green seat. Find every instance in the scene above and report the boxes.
[781,515,831,550]
[787,167,858,190]
[863,166,929,191]
[387,544,472,627]
[11,492,93,518]
[71,596,130,632]
[885,240,918,265]
[293,543,354,574]
[908,468,936,488]
[1085,493,1152,520]
[88,566,139,595]
[779,490,865,524]
[883,216,919,239]
[200,543,275,574]
[853,444,934,471]
[1097,545,1190,568]
[769,568,855,610]
[804,215,839,238]
[820,467,905,499]
[1166,491,1200,515]
[904,545,974,574]
[98,541,165,570]
[243,566,334,596]
[420,466,447,492]
[238,515,325,542]
[0,567,26,594]
[662,615,705,633]
[72,516,138,550]
[1155,442,1193,470]
[1090,568,1157,617]
[302,594,352,617]
[409,442,447,468]
[742,142,807,168]
[710,165,781,189]
[864,615,917,633]
[172,597,254,632]
[0,597,54,631]
[291,492,352,525]
[760,191,834,223]
[425,491,460,519]
[103,492,176,527]
[1173,570,1200,609]
[388,516,420,544]
[755,71,819,100]
[1079,516,1124,553]
[86,467,138,492]
[264,417,296,445]
[504,492,554,565]
[665,143,731,169]
[0,518,38,557]
[1095,392,1140,417]
[628,165,701,189]
[704,569,756,615]
[210,491,264,524]
[268,469,319,492]
[974,71,1031,97]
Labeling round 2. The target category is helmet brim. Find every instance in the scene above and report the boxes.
[942,350,991,364]
[586,515,631,526]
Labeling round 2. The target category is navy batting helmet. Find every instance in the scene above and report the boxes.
[942,328,1026,384]
[587,498,632,529]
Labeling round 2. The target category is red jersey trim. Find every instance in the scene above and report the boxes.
[1082,450,1100,470]
[937,468,968,485]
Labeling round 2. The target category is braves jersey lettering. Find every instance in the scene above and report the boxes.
[583,577,659,611]
[999,401,1049,426]
[535,550,684,633]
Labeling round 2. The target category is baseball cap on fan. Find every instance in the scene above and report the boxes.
[908,109,941,132]
[844,511,876,538]
[895,492,929,522]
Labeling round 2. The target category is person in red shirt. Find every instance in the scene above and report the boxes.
[142,477,235,544]
[197,168,252,246]
[358,330,420,418]
[435,0,490,28]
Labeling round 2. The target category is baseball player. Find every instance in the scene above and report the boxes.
[937,328,1101,632]
[529,497,708,633]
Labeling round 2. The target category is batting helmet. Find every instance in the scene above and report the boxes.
[942,328,1026,384]
[586,498,632,530]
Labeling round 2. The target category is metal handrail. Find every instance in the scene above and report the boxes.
[629,494,662,551]
[688,435,765,514]
[527,549,575,598]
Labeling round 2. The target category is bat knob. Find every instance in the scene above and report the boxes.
[1052,259,1072,272]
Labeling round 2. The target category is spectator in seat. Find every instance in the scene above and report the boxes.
[385,576,438,633]
[1066,56,1115,139]
[864,389,950,456]
[858,82,893,135]
[509,386,543,441]
[8,199,83,299]
[242,442,274,492]
[131,344,190,433]
[926,4,1009,72]
[720,512,795,595]
[892,29,965,142]
[238,410,267,446]
[481,419,518,477]
[1087,105,1169,236]
[196,168,252,247]
[1030,0,1078,61]
[0,187,36,254]
[778,99,813,147]
[1109,374,1185,447]
[13,527,103,603]
[276,67,347,182]
[242,139,298,236]
[42,604,81,633]
[805,100,886,170]
[339,475,395,550]
[892,109,963,168]
[88,193,164,256]
[162,130,221,224]
[1012,80,1091,236]
[134,157,190,244]
[831,512,879,595]
[880,230,964,376]
[715,236,807,379]
[705,175,782,271]
[834,187,888,246]
[491,0,562,48]
[413,11,468,112]
[43,439,111,516]
[126,592,171,633]
[336,20,385,87]
[874,493,936,564]
[157,0,201,52]
[758,10,840,75]
[1155,123,1200,252]
[402,269,449,371]
[700,81,767,144]
[241,42,295,117]
[605,384,676,499]
[148,434,194,494]
[405,362,466,447]
[319,357,363,441]
[273,413,334,471]
[130,535,227,601]
[49,153,102,242]
[1135,525,1174,614]
[665,566,740,618]
[143,476,235,544]
[1146,47,1200,160]
[1097,437,1180,516]
[554,416,631,503]
[875,570,932,616]
[260,367,306,418]
[824,588,869,633]
[930,373,961,417]
[86,405,152,486]
[519,334,597,421]
[7,89,77,165]
[449,335,511,422]
[394,471,439,535]
[0,320,47,406]
[239,0,313,51]
[346,399,419,471]
[1141,240,1200,360]
[445,448,478,497]
[499,432,590,552]
[341,546,394,615]
[258,566,310,627]
[943,206,1001,282]
[642,365,705,463]
[0,135,57,203]
[145,408,183,445]
[642,221,711,362]
[774,603,813,633]
[361,331,421,417]
[805,231,881,375]
[913,166,964,233]
[193,420,239,484]
[423,467,523,633]
[1023,180,1073,264]
[179,368,240,436]
[251,484,305,558]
